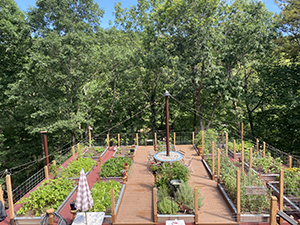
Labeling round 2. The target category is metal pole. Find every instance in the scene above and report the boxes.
[40,131,49,166]
[164,91,171,156]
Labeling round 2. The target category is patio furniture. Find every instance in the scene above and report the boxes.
[153,151,183,163]
[72,212,105,225]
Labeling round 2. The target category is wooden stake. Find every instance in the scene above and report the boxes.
[46,208,54,225]
[136,133,138,146]
[77,143,80,156]
[269,196,278,225]
[241,122,243,144]
[236,170,240,223]
[192,132,195,145]
[52,160,56,166]
[202,131,205,158]
[249,147,252,169]
[72,146,75,160]
[153,187,157,223]
[118,134,120,146]
[194,187,198,223]
[44,166,49,180]
[174,132,176,145]
[256,139,259,154]
[107,134,110,147]
[225,132,228,156]
[155,133,157,145]
[233,140,236,159]
[279,169,284,225]
[263,141,266,158]
[241,141,244,173]
[217,148,220,183]
[111,188,116,223]
[88,126,92,147]
[0,184,4,207]
[99,156,102,165]
[6,175,15,225]
[289,156,292,168]
[212,142,215,180]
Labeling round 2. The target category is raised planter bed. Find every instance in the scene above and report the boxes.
[83,146,109,158]
[113,145,137,158]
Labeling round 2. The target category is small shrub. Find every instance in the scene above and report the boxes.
[61,157,96,178]
[157,197,179,214]
[174,181,203,209]
[94,146,106,153]
[100,157,132,177]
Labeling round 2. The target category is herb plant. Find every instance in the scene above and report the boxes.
[174,181,203,209]
[157,197,179,214]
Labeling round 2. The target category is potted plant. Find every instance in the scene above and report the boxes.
[120,169,127,177]
[124,162,129,171]
[70,200,76,210]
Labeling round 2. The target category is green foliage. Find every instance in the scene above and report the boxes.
[17,178,74,216]
[61,157,97,178]
[252,152,283,174]
[283,168,300,196]
[174,181,203,209]
[91,180,122,213]
[156,162,189,189]
[157,186,170,202]
[195,129,218,153]
[94,146,106,154]
[157,197,179,215]
[100,157,132,177]
[228,141,253,153]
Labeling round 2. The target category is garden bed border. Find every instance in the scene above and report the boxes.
[83,146,109,159]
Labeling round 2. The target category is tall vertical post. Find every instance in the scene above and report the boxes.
[153,187,157,223]
[241,122,243,144]
[174,132,176,145]
[270,196,278,225]
[40,131,49,167]
[212,142,215,180]
[279,169,284,224]
[163,91,171,156]
[233,140,236,159]
[88,126,92,147]
[194,187,199,223]
[217,148,220,182]
[192,132,195,145]
[249,147,252,169]
[0,184,4,207]
[111,189,116,223]
[263,141,266,158]
[256,139,259,154]
[225,132,228,156]
[289,156,293,168]
[222,133,224,145]
[118,134,120,146]
[241,141,244,173]
[6,175,15,225]
[107,134,110,147]
[202,131,205,158]
[154,133,157,146]
[236,169,240,222]
[44,166,49,180]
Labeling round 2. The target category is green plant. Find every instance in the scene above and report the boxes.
[195,129,218,152]
[61,157,97,178]
[49,164,63,179]
[157,197,179,214]
[100,157,132,177]
[91,180,122,213]
[94,146,106,153]
[110,138,118,146]
[157,186,170,202]
[228,140,253,153]
[17,178,74,216]
[174,181,203,209]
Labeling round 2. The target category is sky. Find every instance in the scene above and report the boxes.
[14,0,281,28]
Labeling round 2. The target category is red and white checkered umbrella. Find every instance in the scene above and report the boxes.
[75,168,94,212]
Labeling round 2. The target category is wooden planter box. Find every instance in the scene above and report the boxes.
[243,162,279,182]
[14,186,77,225]
[83,146,109,159]
[202,159,271,222]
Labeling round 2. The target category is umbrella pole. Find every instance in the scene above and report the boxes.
[85,212,87,225]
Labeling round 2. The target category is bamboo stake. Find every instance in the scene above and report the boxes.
[225,132,228,156]
[217,148,220,182]
[0,184,4,207]
[233,140,236,159]
[241,141,244,173]
[279,169,284,225]
[263,141,266,158]
[236,170,240,223]
[44,166,49,180]
[118,134,120,147]
[111,188,116,223]
[72,146,75,160]
[153,187,157,223]
[212,142,215,180]
[107,134,110,147]
[6,175,15,225]
[194,187,198,223]
[192,132,195,145]
[88,126,92,147]
[202,131,205,158]
[249,147,252,169]
[269,196,278,225]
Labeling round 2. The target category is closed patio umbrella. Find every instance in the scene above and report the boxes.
[75,168,94,224]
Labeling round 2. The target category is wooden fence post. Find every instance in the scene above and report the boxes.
[192,132,195,145]
[136,133,138,146]
[279,169,284,224]
[202,131,205,158]
[256,139,259,154]
[155,133,157,146]
[233,140,236,159]
[88,126,92,147]
[118,134,120,147]
[0,184,4,207]
[289,156,293,168]
[249,147,252,169]
[72,146,75,160]
[241,141,244,173]
[6,175,15,225]
[212,142,215,180]
[241,122,243,144]
[153,187,157,223]
[194,187,198,223]
[46,208,54,225]
[236,170,240,223]
[107,134,110,147]
[174,132,176,145]
[269,196,278,225]
[111,188,116,223]
[263,141,266,158]
[225,132,228,156]
[217,148,220,183]
[44,166,49,180]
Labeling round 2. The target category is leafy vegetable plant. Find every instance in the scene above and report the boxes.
[61,157,97,178]
[100,157,132,177]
